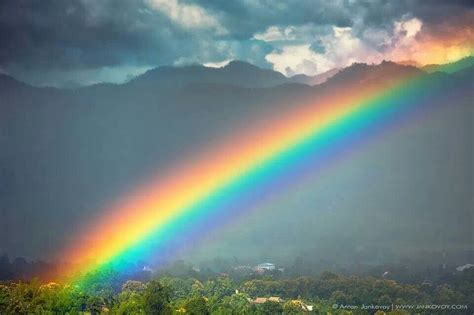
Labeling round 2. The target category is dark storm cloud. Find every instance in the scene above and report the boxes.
[408,0,474,22]
[189,0,354,38]
[406,0,474,37]
[0,0,354,72]
[0,0,472,85]
[0,0,189,69]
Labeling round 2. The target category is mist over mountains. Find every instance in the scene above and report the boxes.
[0,59,472,270]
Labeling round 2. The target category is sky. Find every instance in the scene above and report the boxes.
[0,0,473,87]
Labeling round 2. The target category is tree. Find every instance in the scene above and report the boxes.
[260,301,283,315]
[0,284,9,313]
[143,279,172,314]
[283,300,305,314]
[228,292,251,313]
[113,280,147,314]
[210,292,251,314]
[330,290,348,305]
[436,284,463,305]
[85,295,105,314]
[122,280,147,293]
[183,296,209,315]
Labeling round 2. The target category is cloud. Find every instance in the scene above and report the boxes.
[0,0,472,85]
[263,25,378,76]
[9,65,152,88]
[254,26,298,42]
[145,0,227,34]
[395,17,422,38]
[261,13,473,76]
[203,59,231,68]
[309,40,326,54]
[0,0,170,69]
[382,14,474,65]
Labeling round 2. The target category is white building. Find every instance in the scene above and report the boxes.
[456,264,474,272]
[256,262,276,271]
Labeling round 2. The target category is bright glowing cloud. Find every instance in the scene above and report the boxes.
[254,26,299,42]
[263,26,375,76]
[261,16,473,76]
[145,0,226,34]
[203,59,232,68]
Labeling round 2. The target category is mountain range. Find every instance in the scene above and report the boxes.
[2,56,473,92]
[0,58,472,266]
[422,56,474,74]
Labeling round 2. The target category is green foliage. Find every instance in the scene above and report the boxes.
[121,280,147,293]
[161,277,195,300]
[227,292,251,313]
[0,284,9,313]
[259,300,283,314]
[204,276,234,299]
[183,296,209,315]
[283,300,305,314]
[143,279,172,314]
[112,280,147,314]
[0,269,472,314]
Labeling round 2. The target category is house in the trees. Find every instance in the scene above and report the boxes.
[254,262,276,273]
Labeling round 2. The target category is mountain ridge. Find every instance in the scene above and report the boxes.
[422,55,474,74]
[0,57,472,95]
[127,60,289,89]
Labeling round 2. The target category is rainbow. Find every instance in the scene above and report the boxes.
[55,61,470,284]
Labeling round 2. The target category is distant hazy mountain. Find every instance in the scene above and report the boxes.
[127,60,290,89]
[289,68,340,86]
[422,56,474,74]
[0,60,472,266]
[123,60,341,90]
[0,74,30,93]
[395,60,422,67]
[326,60,423,86]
